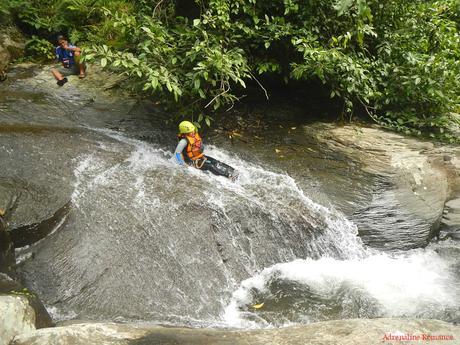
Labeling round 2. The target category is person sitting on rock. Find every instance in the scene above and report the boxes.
[51,35,86,86]
[174,120,238,181]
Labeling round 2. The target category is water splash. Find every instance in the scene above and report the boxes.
[223,245,460,328]
[51,128,371,324]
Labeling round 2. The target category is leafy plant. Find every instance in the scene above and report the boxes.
[25,35,55,60]
[3,0,459,140]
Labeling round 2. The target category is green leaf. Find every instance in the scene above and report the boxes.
[101,58,107,68]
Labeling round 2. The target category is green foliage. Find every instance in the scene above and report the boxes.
[3,0,459,139]
[25,35,55,60]
[5,0,129,34]
[366,0,460,141]
[82,7,251,117]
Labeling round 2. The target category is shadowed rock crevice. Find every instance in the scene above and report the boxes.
[0,214,14,274]
[9,201,71,248]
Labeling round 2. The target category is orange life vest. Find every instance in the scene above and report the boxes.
[179,132,204,161]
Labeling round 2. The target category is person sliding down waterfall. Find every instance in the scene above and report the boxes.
[174,121,238,181]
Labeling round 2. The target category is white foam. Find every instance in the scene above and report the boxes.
[203,145,367,260]
[223,248,458,328]
[71,154,96,206]
[46,305,78,322]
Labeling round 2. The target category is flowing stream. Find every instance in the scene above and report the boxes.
[1,65,459,328]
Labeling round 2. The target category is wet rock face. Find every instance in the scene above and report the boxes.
[9,319,460,345]
[0,26,25,77]
[0,273,22,293]
[308,125,458,251]
[210,122,458,252]
[0,65,364,324]
[0,48,8,80]
[0,215,14,274]
[9,202,71,248]
[439,154,460,241]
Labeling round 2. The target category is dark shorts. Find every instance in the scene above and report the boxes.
[196,156,236,178]
[54,64,80,76]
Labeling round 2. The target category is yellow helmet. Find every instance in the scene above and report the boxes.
[178,120,195,134]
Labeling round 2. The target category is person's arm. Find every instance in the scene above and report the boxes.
[174,139,188,165]
[63,43,81,53]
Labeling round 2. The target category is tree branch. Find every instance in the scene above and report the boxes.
[249,72,269,100]
[153,0,165,17]
[358,97,379,123]
[205,83,230,108]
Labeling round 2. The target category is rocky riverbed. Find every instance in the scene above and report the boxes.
[1,295,459,345]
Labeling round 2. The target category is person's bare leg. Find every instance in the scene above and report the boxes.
[51,68,64,81]
[74,51,86,78]
[78,63,86,77]
[52,68,68,86]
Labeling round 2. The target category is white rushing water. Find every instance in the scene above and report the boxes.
[222,245,460,328]
[81,128,368,262]
[36,128,459,327]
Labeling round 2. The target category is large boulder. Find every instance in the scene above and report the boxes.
[309,124,459,251]
[0,293,53,345]
[10,318,460,345]
[0,295,36,345]
[0,26,25,78]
